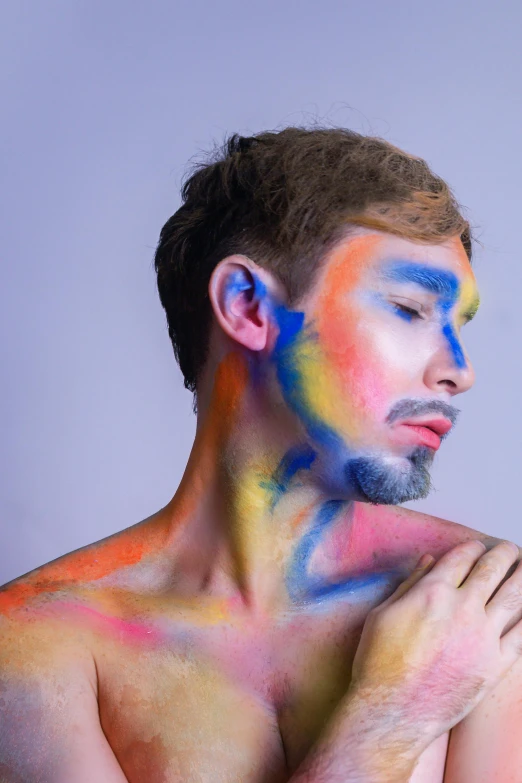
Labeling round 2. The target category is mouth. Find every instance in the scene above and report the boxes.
[393,417,453,451]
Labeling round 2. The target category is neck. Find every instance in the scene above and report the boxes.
[160,351,398,614]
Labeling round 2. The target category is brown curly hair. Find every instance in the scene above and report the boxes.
[154,127,472,395]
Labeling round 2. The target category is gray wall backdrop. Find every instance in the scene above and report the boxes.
[1,1,521,586]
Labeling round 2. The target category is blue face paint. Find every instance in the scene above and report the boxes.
[271,303,344,452]
[441,307,466,368]
[224,272,342,451]
[224,271,343,455]
[382,262,467,369]
[383,263,458,297]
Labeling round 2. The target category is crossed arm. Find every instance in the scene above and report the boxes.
[443,652,522,782]
[2,616,522,783]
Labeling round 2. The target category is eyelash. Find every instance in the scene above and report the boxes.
[394,302,422,318]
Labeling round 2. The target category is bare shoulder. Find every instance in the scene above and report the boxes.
[0,602,95,775]
[0,519,157,781]
[0,562,100,715]
[0,611,129,781]
[0,604,96,696]
[397,504,513,545]
[357,501,522,559]
[0,511,171,616]
[0,512,171,685]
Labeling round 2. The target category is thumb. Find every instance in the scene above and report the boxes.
[379,554,435,608]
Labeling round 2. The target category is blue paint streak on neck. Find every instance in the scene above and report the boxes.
[261,444,317,510]
[308,570,400,603]
[227,273,333,503]
[384,262,467,369]
[286,499,345,601]
[286,498,405,606]
[224,273,336,503]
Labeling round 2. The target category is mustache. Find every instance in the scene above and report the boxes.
[386,399,460,430]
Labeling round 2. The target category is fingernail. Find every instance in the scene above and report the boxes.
[415,554,434,569]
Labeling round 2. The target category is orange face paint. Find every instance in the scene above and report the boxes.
[314,235,392,439]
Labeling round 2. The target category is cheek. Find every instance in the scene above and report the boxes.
[366,318,429,384]
[318,308,394,422]
[308,235,397,432]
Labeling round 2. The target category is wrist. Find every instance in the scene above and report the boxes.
[288,686,431,783]
[335,687,427,781]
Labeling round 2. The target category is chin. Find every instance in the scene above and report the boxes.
[344,446,435,505]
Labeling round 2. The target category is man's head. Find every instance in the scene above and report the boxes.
[154,127,478,504]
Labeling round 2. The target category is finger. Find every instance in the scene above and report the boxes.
[378,554,435,608]
[424,539,488,587]
[499,608,522,669]
[459,541,520,604]
[485,557,522,635]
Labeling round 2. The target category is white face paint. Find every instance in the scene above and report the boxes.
[290,230,478,458]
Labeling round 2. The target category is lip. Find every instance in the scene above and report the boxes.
[394,417,453,451]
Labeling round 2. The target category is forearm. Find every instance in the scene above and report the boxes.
[287,689,425,783]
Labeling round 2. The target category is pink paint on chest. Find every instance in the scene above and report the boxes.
[38,601,166,646]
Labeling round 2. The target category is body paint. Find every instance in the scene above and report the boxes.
[285,498,402,605]
[0,522,169,615]
[260,444,317,510]
[382,261,469,369]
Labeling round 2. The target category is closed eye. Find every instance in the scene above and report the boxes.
[393,302,422,319]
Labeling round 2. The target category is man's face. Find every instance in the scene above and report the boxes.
[270,230,479,504]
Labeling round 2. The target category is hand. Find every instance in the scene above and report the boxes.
[349,540,522,754]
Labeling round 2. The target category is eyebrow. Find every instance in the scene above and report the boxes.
[383,261,480,322]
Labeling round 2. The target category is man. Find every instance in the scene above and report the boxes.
[1,127,521,782]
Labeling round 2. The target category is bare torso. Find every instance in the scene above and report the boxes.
[0,503,511,782]
[93,593,451,782]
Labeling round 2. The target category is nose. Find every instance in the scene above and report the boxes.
[423,337,475,396]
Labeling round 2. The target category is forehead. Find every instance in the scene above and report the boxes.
[310,230,477,298]
[343,231,472,281]
[297,232,481,325]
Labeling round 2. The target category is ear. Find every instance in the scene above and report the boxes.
[209,256,278,352]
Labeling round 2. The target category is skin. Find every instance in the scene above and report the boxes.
[0,228,519,782]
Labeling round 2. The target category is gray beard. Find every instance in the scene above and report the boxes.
[344,446,435,505]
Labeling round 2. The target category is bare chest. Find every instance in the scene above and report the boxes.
[95,603,448,782]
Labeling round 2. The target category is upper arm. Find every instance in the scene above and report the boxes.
[0,617,128,783]
[443,653,522,783]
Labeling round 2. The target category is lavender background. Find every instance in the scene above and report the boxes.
[1,1,520,585]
